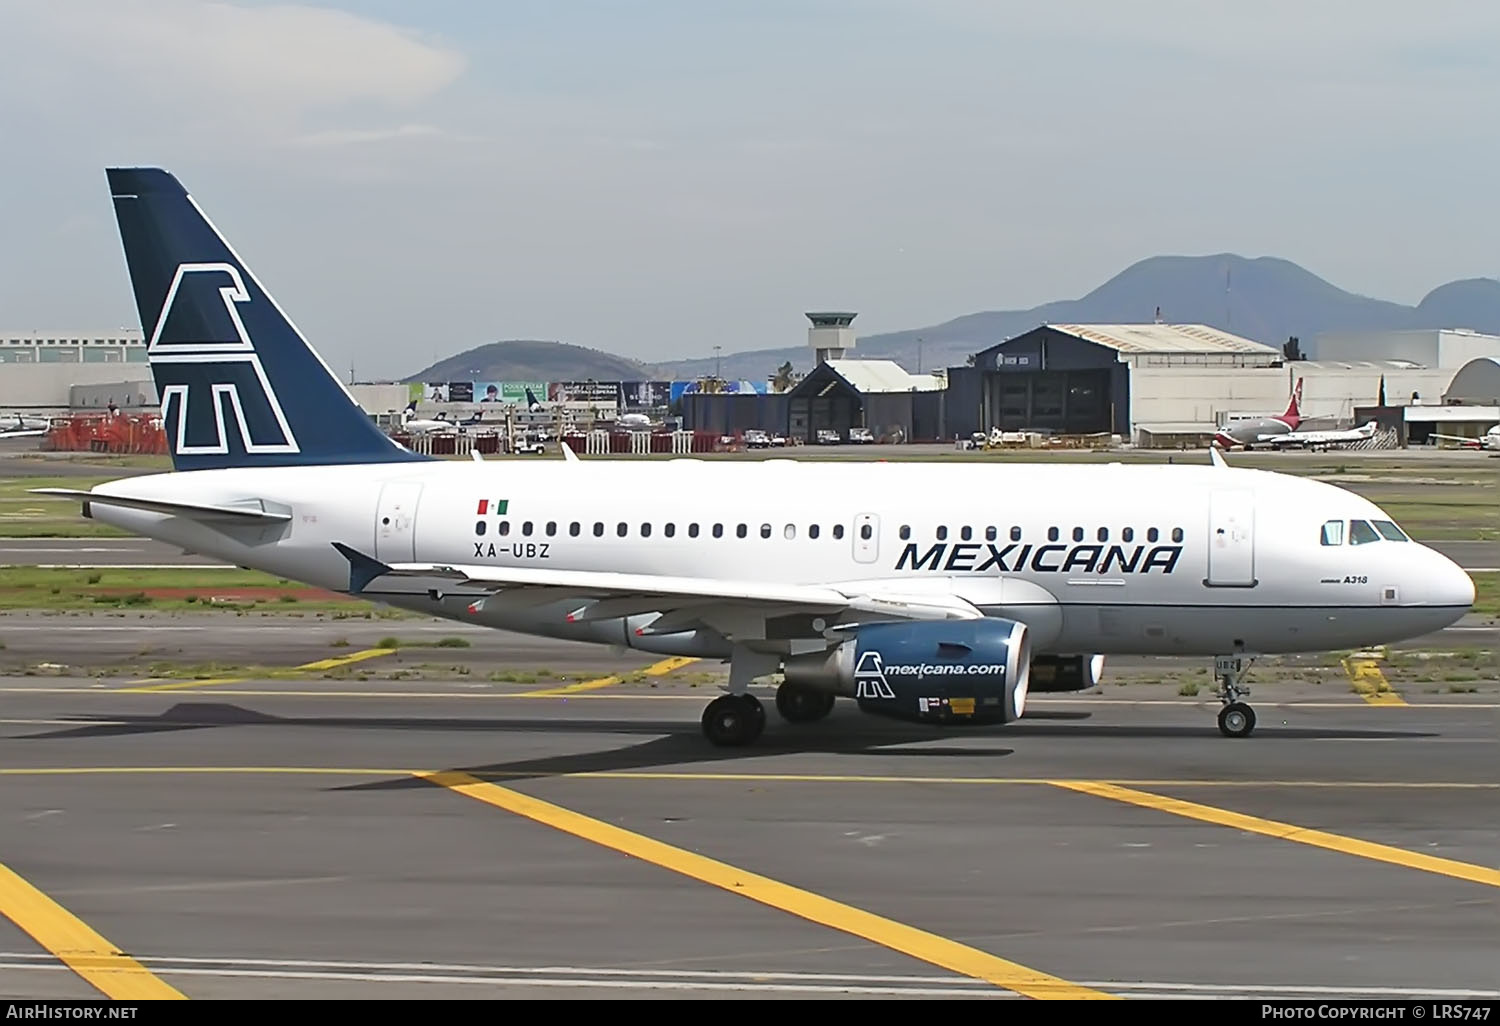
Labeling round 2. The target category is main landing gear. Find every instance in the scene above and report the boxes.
[702,693,765,746]
[700,647,839,746]
[1214,653,1256,738]
[774,682,836,724]
[701,645,778,747]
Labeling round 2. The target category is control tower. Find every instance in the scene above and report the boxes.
[807,312,856,364]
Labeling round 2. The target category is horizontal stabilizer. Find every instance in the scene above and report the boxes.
[32,488,290,522]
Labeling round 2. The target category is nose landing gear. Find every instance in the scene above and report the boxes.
[1214,653,1256,738]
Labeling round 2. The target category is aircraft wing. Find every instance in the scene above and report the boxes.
[334,544,984,639]
[0,428,46,438]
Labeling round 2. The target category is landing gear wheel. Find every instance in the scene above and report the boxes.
[702,694,764,746]
[1218,702,1256,738]
[775,682,835,723]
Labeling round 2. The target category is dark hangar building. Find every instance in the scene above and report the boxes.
[942,323,1283,439]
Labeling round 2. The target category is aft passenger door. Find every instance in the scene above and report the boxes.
[853,513,879,564]
[1206,489,1255,587]
[375,482,423,562]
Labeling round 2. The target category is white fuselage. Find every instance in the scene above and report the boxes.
[85,459,1474,660]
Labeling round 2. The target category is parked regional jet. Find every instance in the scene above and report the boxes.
[1213,379,1303,449]
[1432,424,1500,452]
[401,402,481,435]
[38,168,1476,747]
[1266,421,1379,451]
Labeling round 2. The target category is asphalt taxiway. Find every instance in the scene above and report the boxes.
[0,643,1495,1000]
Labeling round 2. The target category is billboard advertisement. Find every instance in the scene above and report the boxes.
[474,381,547,403]
[621,381,671,408]
[549,381,621,404]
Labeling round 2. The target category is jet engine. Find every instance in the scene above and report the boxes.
[1028,654,1106,692]
[781,618,1031,725]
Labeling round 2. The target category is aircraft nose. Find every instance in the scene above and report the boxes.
[1425,549,1475,612]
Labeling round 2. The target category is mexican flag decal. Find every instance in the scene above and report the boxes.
[476,499,509,515]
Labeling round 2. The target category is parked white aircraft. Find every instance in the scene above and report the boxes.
[1432,424,1500,452]
[400,402,481,435]
[0,413,49,438]
[40,168,1476,747]
[1266,421,1379,451]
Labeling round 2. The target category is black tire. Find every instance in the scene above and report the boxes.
[703,694,762,746]
[775,683,835,723]
[1218,702,1256,738]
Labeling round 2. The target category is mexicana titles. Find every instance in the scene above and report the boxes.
[894,539,1183,575]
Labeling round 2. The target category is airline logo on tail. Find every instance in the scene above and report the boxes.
[148,262,299,457]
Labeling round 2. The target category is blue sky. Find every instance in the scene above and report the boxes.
[2,0,1497,379]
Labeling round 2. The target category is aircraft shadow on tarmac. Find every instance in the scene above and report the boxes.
[11,700,1441,787]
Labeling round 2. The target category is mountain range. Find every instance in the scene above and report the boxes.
[404,255,1500,384]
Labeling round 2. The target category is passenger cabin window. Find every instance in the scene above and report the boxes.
[1097,527,1109,542]
[1320,520,1344,546]
[1047,527,1059,542]
[860,524,873,540]
[664,523,675,538]
[475,521,486,536]
[1171,528,1183,543]
[760,523,772,539]
[617,522,628,537]
[737,524,747,538]
[688,523,700,538]
[713,524,724,538]
[900,525,911,540]
[1072,527,1084,542]
[1349,520,1381,545]
[1010,526,1022,542]
[936,526,948,541]
[833,524,845,539]
[1147,528,1159,543]
[784,524,795,540]
[546,521,557,536]
[985,526,997,542]
[593,522,604,537]
[960,526,972,541]
[641,523,652,538]
[1372,520,1408,541]
[1122,527,1133,542]
[522,521,533,536]
[570,522,581,537]
[499,521,511,536]
[809,524,820,539]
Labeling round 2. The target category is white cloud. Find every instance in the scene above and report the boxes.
[0,0,466,146]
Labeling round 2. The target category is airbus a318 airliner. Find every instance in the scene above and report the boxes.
[41,169,1476,746]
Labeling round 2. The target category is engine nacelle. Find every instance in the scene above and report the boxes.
[1028,654,1106,693]
[781,618,1031,725]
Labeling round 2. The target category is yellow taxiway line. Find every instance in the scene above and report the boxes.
[1341,657,1407,706]
[0,861,186,1000]
[118,648,396,693]
[416,770,1114,1000]
[1053,780,1500,889]
[518,656,700,697]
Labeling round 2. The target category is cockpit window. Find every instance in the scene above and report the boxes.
[1372,520,1408,542]
[1349,520,1381,545]
[1320,520,1344,546]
